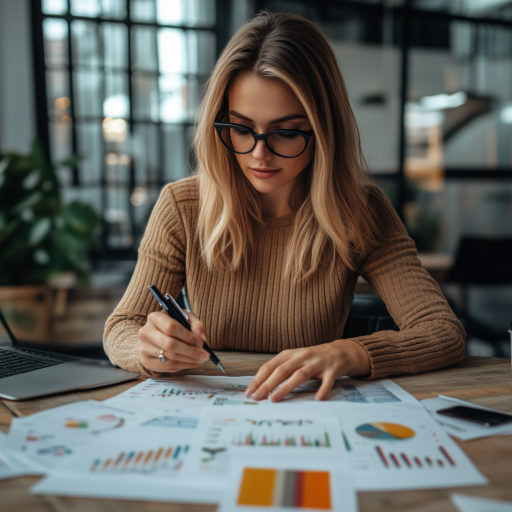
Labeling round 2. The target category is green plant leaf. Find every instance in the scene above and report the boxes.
[59,155,82,168]
[62,202,100,235]
[28,217,52,246]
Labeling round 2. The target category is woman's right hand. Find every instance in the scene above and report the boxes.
[138,310,211,373]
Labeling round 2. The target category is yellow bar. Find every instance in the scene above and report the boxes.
[237,468,276,506]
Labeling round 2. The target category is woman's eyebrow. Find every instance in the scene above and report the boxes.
[228,110,307,124]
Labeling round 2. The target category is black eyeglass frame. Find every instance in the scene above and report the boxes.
[214,122,314,159]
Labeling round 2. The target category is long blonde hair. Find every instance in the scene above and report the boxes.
[194,11,378,281]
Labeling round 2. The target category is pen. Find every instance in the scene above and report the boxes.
[148,285,226,374]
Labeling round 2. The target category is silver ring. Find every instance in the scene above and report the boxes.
[158,350,166,363]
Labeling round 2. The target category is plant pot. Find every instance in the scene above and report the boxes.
[0,285,54,343]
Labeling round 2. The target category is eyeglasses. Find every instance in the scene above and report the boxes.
[214,122,314,159]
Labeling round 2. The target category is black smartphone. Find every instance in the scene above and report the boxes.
[437,405,512,427]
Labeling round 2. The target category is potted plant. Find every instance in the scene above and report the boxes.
[0,141,100,342]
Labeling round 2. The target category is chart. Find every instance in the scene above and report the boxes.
[232,432,331,447]
[237,468,332,509]
[355,422,415,441]
[89,445,189,474]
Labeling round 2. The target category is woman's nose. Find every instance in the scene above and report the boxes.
[251,140,271,160]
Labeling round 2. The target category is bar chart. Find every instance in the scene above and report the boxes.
[232,431,332,447]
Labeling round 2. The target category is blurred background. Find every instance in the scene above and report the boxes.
[0,0,511,360]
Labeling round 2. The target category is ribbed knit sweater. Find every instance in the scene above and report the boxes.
[104,177,465,379]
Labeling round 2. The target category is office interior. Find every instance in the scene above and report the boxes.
[0,0,511,360]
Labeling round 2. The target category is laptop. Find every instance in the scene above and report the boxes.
[0,308,139,400]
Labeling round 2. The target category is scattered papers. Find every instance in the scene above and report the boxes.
[451,494,512,512]
[219,460,357,512]
[332,403,486,491]
[422,396,512,441]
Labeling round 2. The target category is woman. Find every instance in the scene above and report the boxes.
[104,12,465,402]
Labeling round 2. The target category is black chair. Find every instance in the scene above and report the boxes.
[445,236,512,357]
[343,294,398,338]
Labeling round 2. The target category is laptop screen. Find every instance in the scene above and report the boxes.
[0,308,17,347]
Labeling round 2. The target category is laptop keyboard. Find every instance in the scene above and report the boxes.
[0,350,65,379]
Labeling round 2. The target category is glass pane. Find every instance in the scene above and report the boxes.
[71,21,101,67]
[76,122,103,184]
[130,0,156,21]
[104,71,130,118]
[101,0,126,18]
[320,12,401,173]
[131,25,158,71]
[156,0,216,27]
[158,28,186,73]
[159,75,197,122]
[62,187,103,215]
[133,123,160,184]
[411,0,512,20]
[103,23,128,69]
[73,69,102,117]
[162,124,187,180]
[132,74,159,121]
[105,186,133,248]
[71,0,101,17]
[46,70,70,119]
[42,0,68,14]
[50,119,73,177]
[43,19,68,67]
[407,21,512,173]
[187,30,216,74]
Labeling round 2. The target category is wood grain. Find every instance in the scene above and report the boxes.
[1,354,511,512]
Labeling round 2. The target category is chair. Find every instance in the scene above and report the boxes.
[343,294,398,338]
[445,236,512,357]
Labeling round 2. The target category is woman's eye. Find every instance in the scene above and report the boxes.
[233,128,251,136]
[276,131,299,140]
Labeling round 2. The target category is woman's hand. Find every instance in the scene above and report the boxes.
[245,339,371,402]
[139,310,211,373]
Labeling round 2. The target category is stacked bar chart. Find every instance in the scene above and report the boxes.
[232,431,331,447]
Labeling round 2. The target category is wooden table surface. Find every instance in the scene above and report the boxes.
[1,354,511,512]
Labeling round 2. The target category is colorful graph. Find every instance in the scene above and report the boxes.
[237,468,332,509]
[154,388,216,399]
[233,431,331,447]
[356,422,415,441]
[65,419,88,429]
[375,444,456,469]
[89,445,189,474]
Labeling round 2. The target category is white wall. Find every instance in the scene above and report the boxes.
[0,0,35,154]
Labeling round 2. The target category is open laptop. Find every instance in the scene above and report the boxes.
[0,307,139,400]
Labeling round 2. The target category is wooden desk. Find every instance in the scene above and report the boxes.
[1,354,511,512]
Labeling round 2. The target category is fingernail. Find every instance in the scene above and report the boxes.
[194,339,204,348]
[201,333,207,342]
[251,391,262,400]
[245,389,252,398]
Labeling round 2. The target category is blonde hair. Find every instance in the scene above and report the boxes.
[194,11,377,281]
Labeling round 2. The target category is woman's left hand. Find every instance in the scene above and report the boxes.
[245,339,371,402]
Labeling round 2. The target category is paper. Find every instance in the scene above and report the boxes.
[422,396,512,440]
[332,403,486,491]
[452,494,512,512]
[7,400,152,469]
[0,450,41,480]
[220,459,357,512]
[179,407,347,501]
[31,425,214,504]
[105,375,418,408]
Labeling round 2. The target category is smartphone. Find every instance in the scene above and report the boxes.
[437,405,512,427]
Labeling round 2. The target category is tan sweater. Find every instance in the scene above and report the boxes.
[104,177,465,379]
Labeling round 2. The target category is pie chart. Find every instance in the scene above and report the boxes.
[355,422,415,440]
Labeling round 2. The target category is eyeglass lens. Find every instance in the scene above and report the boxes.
[220,126,306,157]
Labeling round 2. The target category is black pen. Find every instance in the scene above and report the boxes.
[148,285,226,374]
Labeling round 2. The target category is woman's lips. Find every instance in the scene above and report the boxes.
[250,167,281,179]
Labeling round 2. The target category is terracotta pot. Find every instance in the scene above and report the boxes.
[0,285,54,343]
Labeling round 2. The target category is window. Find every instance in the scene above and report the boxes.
[32,0,220,257]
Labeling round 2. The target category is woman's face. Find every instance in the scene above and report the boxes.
[227,73,314,205]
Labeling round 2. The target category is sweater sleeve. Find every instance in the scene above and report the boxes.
[103,184,187,376]
[352,186,466,379]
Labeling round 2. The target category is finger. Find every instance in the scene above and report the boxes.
[250,362,298,401]
[315,374,336,401]
[245,352,289,397]
[140,332,209,363]
[187,311,207,343]
[150,311,203,347]
[268,367,316,402]
[141,345,208,365]
[141,356,204,374]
